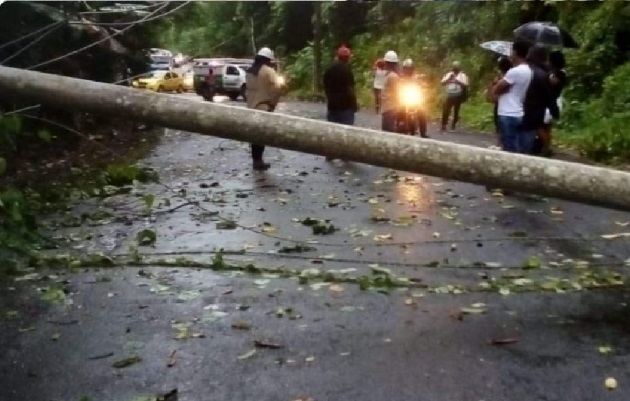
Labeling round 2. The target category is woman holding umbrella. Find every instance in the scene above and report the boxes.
[505,22,574,156]
[538,50,567,157]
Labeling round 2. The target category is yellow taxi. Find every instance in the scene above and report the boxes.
[182,71,194,92]
[132,70,184,93]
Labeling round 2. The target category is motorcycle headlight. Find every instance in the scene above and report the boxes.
[400,85,422,106]
[277,75,286,86]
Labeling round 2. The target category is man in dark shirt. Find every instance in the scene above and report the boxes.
[323,45,357,125]
[522,45,560,155]
[322,45,357,161]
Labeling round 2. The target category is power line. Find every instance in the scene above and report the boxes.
[4,1,244,116]
[70,2,186,27]
[0,20,66,51]
[27,1,191,71]
[0,21,65,65]
[78,2,166,15]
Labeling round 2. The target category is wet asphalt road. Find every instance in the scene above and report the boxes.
[2,94,630,401]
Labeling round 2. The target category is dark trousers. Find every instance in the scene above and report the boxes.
[327,109,355,125]
[442,96,463,130]
[251,144,265,161]
[373,88,382,112]
[381,110,397,132]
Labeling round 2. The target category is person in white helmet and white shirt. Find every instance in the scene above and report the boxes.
[441,61,469,132]
[245,47,285,171]
[372,59,387,113]
[380,50,401,132]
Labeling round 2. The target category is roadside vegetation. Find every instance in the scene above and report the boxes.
[0,1,170,267]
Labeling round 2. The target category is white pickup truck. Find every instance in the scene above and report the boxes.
[192,58,252,101]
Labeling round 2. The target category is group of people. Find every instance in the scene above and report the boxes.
[487,40,566,157]
[322,46,432,143]
[243,41,566,171]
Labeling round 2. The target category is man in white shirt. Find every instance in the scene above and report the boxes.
[372,59,387,114]
[491,40,535,154]
[441,61,469,132]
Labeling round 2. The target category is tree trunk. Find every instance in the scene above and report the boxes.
[249,17,257,56]
[2,65,630,212]
[312,1,323,93]
[493,0,500,37]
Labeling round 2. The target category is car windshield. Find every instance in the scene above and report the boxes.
[151,56,170,64]
[145,71,166,79]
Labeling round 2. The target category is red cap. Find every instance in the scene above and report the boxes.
[337,45,352,58]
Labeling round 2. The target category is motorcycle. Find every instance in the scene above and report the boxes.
[396,82,428,137]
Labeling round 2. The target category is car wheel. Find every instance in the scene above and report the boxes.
[240,85,247,102]
[228,93,239,101]
[177,85,184,93]
[157,86,164,93]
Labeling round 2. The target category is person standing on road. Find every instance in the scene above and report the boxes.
[372,58,387,114]
[202,69,216,102]
[323,45,358,161]
[380,50,401,133]
[539,50,567,157]
[245,47,285,171]
[440,61,469,132]
[491,40,535,154]
[486,56,512,147]
[523,45,560,156]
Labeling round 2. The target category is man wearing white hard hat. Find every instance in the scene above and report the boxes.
[245,47,286,171]
[380,50,400,132]
[441,60,469,132]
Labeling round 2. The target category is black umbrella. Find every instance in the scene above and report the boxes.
[514,22,578,48]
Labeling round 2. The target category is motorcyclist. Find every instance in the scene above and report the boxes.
[397,59,428,137]
[245,47,286,171]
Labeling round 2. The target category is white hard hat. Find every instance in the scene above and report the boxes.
[402,58,413,68]
[257,47,275,60]
[384,50,398,63]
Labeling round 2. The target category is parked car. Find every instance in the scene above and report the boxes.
[182,71,194,92]
[132,70,184,93]
[218,64,248,101]
[193,58,253,101]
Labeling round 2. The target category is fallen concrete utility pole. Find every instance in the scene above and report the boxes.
[1,66,630,212]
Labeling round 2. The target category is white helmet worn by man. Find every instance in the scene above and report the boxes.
[257,47,275,60]
[384,50,399,63]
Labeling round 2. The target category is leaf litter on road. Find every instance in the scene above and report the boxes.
[112,355,142,368]
[231,320,251,330]
[237,349,257,360]
[254,339,284,349]
[598,345,613,355]
[605,377,618,390]
[489,337,520,346]
[167,350,177,368]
